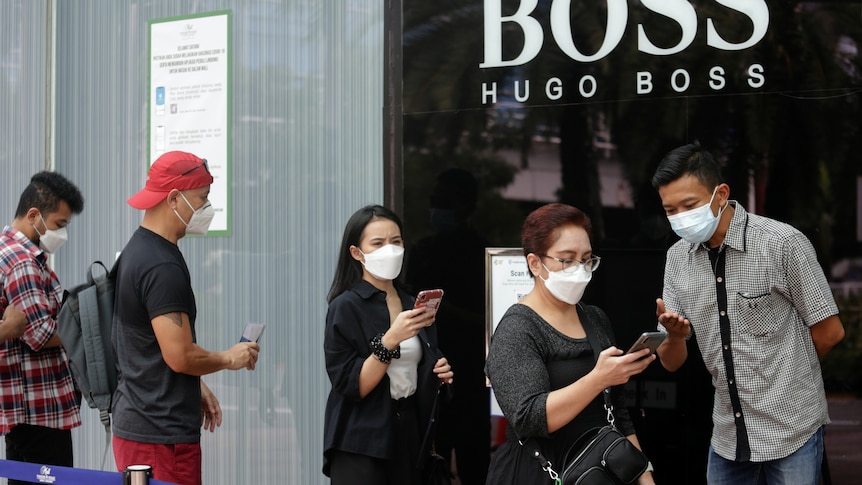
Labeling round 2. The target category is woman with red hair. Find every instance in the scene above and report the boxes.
[485,203,656,484]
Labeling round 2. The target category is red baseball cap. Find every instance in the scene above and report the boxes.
[127,151,214,209]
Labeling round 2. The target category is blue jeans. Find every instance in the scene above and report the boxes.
[706,427,824,485]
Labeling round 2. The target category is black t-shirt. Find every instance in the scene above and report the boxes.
[111,227,201,444]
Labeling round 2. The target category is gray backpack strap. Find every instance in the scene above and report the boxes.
[78,283,111,424]
[79,262,114,470]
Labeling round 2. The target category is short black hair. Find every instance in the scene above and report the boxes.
[15,171,85,218]
[651,142,724,190]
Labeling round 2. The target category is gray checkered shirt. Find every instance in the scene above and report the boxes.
[659,202,838,462]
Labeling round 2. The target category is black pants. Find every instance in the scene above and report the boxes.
[329,395,421,485]
[4,424,73,485]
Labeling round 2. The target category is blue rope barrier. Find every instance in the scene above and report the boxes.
[0,459,175,485]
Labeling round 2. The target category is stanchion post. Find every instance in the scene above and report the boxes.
[123,465,153,485]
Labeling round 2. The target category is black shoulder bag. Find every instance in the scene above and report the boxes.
[530,314,649,485]
[419,383,453,485]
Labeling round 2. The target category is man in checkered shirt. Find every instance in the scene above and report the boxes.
[651,143,845,485]
[0,171,84,483]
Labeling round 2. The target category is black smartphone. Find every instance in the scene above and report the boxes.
[626,331,666,355]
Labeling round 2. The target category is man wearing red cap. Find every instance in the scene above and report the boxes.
[111,151,260,485]
[1,172,84,485]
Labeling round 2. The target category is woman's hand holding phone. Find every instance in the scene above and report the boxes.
[414,289,444,313]
[381,290,444,350]
[626,331,667,356]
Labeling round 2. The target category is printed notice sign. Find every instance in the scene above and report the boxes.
[149,11,231,234]
[486,248,535,338]
[485,248,535,416]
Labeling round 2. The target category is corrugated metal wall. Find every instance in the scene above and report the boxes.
[1,1,384,484]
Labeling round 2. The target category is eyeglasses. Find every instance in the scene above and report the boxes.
[541,255,602,274]
[159,159,210,187]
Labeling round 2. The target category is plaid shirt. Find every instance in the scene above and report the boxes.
[0,226,81,434]
[661,202,837,462]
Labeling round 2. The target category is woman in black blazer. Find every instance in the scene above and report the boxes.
[322,204,454,484]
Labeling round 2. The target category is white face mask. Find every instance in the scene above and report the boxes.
[33,212,68,254]
[666,186,725,244]
[174,192,215,235]
[360,244,405,281]
[539,262,591,305]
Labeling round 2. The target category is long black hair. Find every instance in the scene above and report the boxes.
[327,204,403,303]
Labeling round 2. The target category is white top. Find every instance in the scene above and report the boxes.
[387,335,421,399]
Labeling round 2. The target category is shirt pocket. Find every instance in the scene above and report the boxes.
[734,291,779,336]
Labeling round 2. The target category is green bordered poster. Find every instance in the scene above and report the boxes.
[148,10,231,235]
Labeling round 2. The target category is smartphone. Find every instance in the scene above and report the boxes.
[626,331,667,355]
[155,125,165,152]
[240,322,266,343]
[155,86,165,116]
[414,289,444,312]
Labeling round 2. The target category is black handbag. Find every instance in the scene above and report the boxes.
[529,310,649,484]
[532,400,648,484]
[419,383,453,485]
[423,449,453,485]
[561,420,648,484]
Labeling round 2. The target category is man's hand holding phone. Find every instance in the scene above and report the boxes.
[241,322,266,343]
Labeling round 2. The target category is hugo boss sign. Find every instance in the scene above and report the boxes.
[477,0,770,105]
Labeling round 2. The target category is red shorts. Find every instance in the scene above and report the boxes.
[113,435,202,485]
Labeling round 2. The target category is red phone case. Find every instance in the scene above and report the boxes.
[415,289,444,310]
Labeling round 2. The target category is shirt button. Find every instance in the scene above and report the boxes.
[728,379,734,385]
[720,311,726,317]
[716,277,723,283]
[724,345,729,350]
[735,412,742,418]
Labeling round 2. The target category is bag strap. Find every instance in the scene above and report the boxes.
[85,261,109,285]
[578,303,616,427]
[417,382,445,469]
[108,254,121,280]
